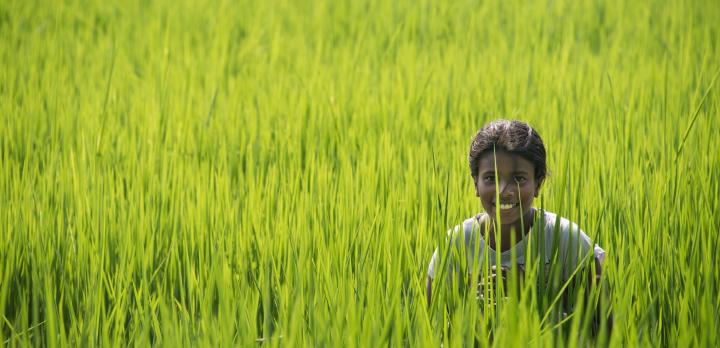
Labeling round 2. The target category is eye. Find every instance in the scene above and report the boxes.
[483,175,495,183]
[514,176,527,184]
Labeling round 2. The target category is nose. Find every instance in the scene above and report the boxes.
[499,180,516,200]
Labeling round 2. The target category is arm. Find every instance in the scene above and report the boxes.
[588,253,613,336]
[426,220,475,308]
[589,253,603,287]
[426,276,433,308]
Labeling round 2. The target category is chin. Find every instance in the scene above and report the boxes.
[497,215,521,226]
[485,211,516,223]
[487,208,530,225]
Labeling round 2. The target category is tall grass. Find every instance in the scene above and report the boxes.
[1,0,719,345]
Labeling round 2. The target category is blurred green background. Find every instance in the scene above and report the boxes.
[1,0,719,346]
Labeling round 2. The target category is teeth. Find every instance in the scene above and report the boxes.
[499,203,516,210]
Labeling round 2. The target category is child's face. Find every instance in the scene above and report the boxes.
[474,150,540,225]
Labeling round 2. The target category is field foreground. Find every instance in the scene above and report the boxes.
[1,0,719,346]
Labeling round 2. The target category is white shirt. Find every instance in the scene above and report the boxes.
[428,210,606,283]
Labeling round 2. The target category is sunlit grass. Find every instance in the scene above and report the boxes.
[1,0,719,346]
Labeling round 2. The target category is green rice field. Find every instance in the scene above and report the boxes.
[1,0,719,346]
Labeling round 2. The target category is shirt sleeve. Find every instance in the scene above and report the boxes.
[593,244,606,265]
[428,223,470,280]
[428,248,439,279]
[558,220,602,280]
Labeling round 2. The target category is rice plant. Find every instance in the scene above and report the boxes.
[1,0,718,346]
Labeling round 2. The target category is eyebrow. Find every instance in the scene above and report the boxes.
[479,170,530,176]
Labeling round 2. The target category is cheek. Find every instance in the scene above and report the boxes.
[520,186,537,201]
[476,183,495,200]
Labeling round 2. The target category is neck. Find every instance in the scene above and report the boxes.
[485,208,536,252]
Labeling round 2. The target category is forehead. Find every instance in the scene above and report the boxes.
[477,150,536,174]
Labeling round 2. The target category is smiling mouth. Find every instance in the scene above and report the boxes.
[494,202,520,210]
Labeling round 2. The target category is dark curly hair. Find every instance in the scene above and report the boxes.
[469,120,547,184]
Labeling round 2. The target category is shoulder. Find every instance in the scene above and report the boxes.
[542,211,578,232]
[445,215,483,246]
[541,210,586,240]
[542,211,606,264]
[540,210,605,260]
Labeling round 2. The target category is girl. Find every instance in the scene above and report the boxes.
[426,120,606,307]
